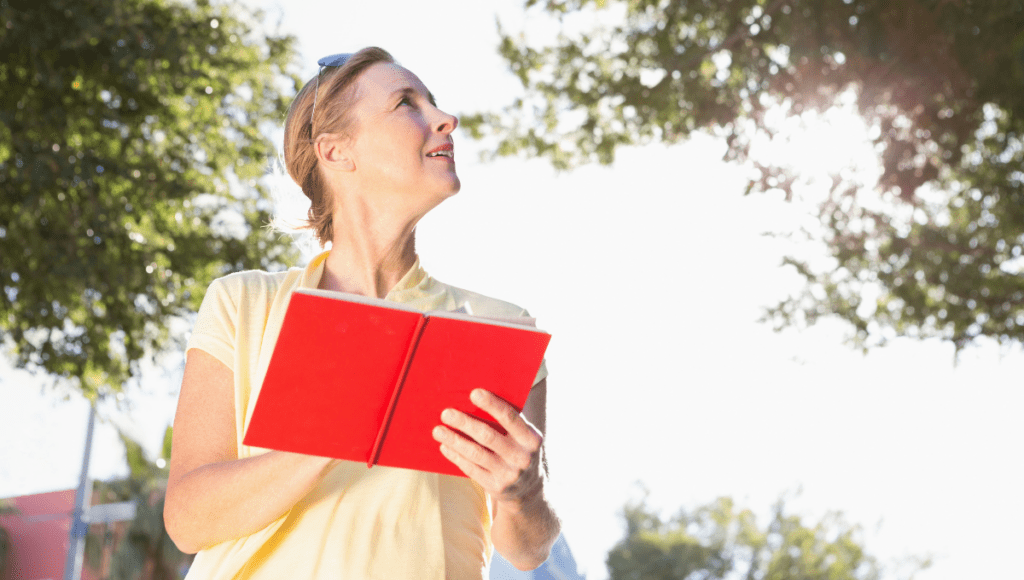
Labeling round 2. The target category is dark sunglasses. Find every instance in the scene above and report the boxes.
[310,53,353,130]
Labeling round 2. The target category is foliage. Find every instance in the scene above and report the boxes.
[0,498,15,576]
[0,0,301,399]
[85,426,191,579]
[606,494,928,580]
[465,0,1024,352]
[0,523,8,576]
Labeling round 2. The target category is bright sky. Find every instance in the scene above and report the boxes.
[2,1,1023,579]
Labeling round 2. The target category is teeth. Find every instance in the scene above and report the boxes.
[427,150,452,157]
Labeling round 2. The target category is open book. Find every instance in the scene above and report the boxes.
[242,288,551,477]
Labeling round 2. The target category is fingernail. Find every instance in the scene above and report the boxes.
[433,426,444,439]
[471,389,484,403]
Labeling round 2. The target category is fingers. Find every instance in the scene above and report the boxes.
[468,389,543,452]
[433,422,502,471]
[437,441,490,482]
[432,389,545,499]
[434,410,532,472]
[434,426,541,501]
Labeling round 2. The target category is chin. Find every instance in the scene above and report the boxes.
[418,181,459,215]
[439,176,461,198]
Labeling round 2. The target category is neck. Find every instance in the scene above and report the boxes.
[317,198,421,299]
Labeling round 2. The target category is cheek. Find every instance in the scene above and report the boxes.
[356,118,431,178]
[362,136,412,170]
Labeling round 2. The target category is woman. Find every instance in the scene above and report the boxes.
[163,47,559,579]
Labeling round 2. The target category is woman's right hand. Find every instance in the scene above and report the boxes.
[164,349,337,554]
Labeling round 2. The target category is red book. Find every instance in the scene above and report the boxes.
[242,288,551,477]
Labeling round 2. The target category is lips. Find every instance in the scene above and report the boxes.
[425,143,454,159]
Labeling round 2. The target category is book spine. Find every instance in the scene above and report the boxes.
[367,315,429,468]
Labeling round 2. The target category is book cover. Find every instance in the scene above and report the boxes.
[242,288,551,477]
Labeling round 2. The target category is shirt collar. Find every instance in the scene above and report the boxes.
[299,250,330,290]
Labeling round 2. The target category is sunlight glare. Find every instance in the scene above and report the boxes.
[752,89,881,202]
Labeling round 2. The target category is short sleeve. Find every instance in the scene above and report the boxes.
[187,277,237,371]
[522,309,549,387]
[533,359,549,387]
[440,284,548,388]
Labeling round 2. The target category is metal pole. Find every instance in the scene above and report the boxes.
[63,401,95,580]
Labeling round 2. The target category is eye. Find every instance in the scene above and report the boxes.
[398,96,414,108]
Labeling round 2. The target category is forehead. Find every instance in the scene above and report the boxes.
[354,62,432,103]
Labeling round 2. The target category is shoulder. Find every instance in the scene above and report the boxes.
[207,268,300,298]
[431,278,550,385]
[200,267,303,313]
[435,280,532,319]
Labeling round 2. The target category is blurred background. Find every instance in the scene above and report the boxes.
[2,0,1023,578]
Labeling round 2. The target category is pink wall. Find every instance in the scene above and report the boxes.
[0,489,98,580]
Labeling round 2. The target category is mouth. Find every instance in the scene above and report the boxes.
[426,143,454,161]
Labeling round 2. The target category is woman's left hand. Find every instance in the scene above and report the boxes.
[433,388,544,504]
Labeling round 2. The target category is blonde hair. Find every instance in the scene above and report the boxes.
[283,47,396,246]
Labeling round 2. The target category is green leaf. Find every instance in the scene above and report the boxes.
[0,0,302,399]
[472,0,1024,352]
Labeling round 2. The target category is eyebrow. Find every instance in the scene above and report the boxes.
[392,87,437,107]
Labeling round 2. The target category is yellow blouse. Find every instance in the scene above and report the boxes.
[183,251,547,580]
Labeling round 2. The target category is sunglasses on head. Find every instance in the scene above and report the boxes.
[310,53,353,130]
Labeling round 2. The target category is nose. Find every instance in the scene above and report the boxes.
[434,108,458,134]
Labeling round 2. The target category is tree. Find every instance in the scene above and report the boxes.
[0,0,301,399]
[0,501,11,578]
[464,0,1024,352]
[0,527,9,580]
[85,427,192,580]
[0,499,16,577]
[606,494,928,580]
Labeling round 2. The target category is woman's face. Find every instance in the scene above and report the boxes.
[340,62,460,215]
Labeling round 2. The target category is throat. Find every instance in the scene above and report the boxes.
[318,236,418,299]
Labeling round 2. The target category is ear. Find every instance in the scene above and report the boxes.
[314,134,355,172]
